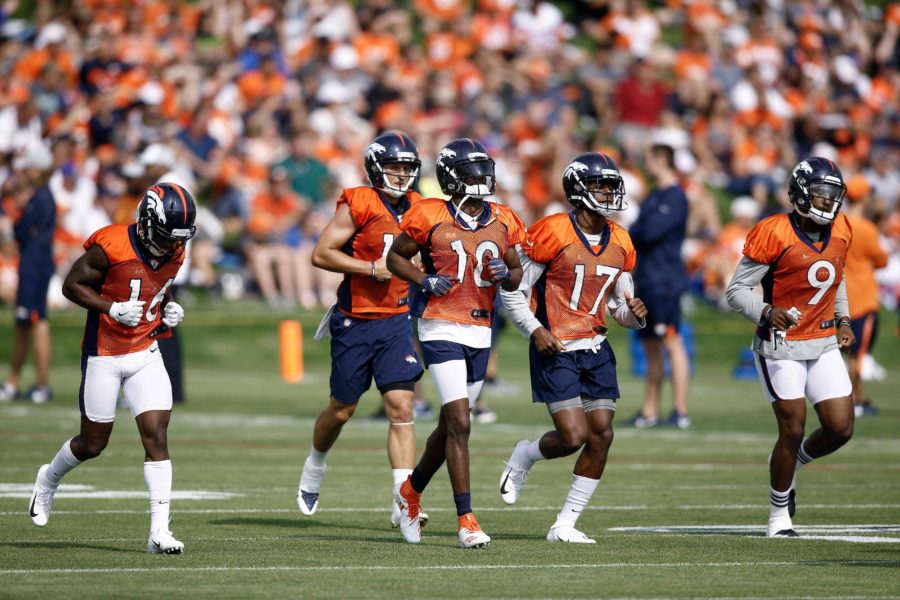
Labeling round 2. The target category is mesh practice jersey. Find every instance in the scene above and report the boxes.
[742,213,852,341]
[401,198,526,326]
[81,224,183,356]
[335,187,423,319]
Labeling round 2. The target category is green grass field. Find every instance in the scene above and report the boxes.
[1,301,898,599]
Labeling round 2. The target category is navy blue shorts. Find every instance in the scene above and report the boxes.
[636,292,681,339]
[15,273,52,324]
[329,311,423,404]
[420,340,489,383]
[849,312,878,358]
[529,340,620,404]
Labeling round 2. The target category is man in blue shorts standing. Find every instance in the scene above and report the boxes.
[0,145,56,404]
[629,144,691,428]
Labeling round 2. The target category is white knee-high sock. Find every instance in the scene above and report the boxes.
[144,460,172,533]
[554,475,600,528]
[45,438,82,488]
[308,445,328,468]
[523,440,545,465]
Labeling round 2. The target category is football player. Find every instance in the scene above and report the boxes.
[726,157,855,537]
[297,131,428,528]
[28,182,196,554]
[498,153,647,543]
[388,138,525,548]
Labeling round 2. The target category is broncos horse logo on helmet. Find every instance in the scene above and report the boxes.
[563,152,626,216]
[136,182,197,260]
[788,157,846,226]
[436,138,495,198]
[364,131,421,198]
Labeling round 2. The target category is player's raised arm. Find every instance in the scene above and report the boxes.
[313,203,391,281]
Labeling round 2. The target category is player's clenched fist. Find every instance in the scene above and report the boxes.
[422,274,454,296]
[625,295,647,319]
[109,300,145,327]
[163,301,185,328]
[484,257,510,284]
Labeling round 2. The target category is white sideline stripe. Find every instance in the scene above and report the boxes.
[610,525,900,533]
[609,524,900,542]
[2,505,899,517]
[1,559,897,576]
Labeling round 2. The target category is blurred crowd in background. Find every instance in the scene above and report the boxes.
[0,0,898,315]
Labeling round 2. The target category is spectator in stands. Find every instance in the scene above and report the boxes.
[246,166,306,308]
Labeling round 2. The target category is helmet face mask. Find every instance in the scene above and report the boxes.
[364,132,420,198]
[436,139,496,198]
[563,153,626,216]
[136,183,197,260]
[789,157,846,226]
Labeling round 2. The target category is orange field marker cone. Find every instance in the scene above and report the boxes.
[279,320,304,383]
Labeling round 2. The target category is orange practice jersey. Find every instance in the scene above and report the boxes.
[743,213,852,341]
[845,215,888,317]
[401,199,526,326]
[526,213,636,341]
[82,224,183,356]
[335,187,423,318]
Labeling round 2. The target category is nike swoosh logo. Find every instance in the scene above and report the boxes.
[29,497,38,517]
[117,311,128,318]
[500,472,511,495]
[149,347,158,353]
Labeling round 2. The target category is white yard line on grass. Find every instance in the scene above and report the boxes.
[1,560,897,576]
[2,505,900,516]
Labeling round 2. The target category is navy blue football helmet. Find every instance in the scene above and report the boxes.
[788,157,846,225]
[364,131,420,198]
[435,138,495,198]
[562,152,626,215]
[136,182,197,259]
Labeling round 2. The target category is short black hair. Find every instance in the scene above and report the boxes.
[649,144,675,169]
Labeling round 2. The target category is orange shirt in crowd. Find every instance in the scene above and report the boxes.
[415,0,466,21]
[248,191,301,239]
[845,214,888,317]
[355,32,400,68]
[674,50,712,80]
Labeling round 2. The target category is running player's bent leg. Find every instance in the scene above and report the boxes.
[314,396,358,453]
[803,349,855,459]
[770,399,806,493]
[573,405,615,480]
[542,403,589,459]
[806,397,854,457]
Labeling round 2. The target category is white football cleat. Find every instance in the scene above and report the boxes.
[394,479,421,544]
[458,513,490,549]
[546,524,596,544]
[147,529,185,554]
[391,501,428,529]
[499,440,532,505]
[28,464,57,527]
[767,515,798,538]
[297,458,326,516]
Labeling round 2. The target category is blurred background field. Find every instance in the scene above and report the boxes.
[0,302,898,598]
